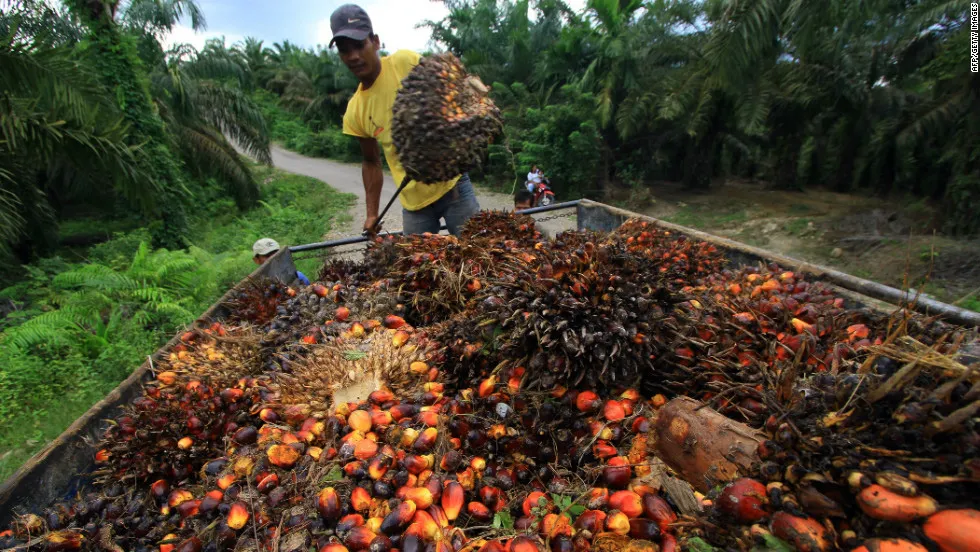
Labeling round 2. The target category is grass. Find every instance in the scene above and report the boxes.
[665,206,749,229]
[784,218,811,236]
[0,166,355,481]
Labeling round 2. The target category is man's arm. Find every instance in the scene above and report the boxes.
[359,137,384,233]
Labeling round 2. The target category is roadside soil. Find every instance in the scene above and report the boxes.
[609,179,980,309]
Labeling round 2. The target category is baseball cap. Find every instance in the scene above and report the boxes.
[252,238,281,257]
[329,4,373,47]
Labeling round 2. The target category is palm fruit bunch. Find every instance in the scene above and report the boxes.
[92,325,268,485]
[391,53,502,183]
[611,219,727,290]
[666,328,980,552]
[225,278,293,325]
[458,210,541,247]
[6,210,980,552]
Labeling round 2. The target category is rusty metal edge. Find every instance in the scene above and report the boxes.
[0,249,299,525]
[577,200,980,328]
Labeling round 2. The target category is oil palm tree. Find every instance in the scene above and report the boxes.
[0,20,144,257]
[150,44,272,208]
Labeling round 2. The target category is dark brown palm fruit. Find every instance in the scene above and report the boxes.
[391,53,502,183]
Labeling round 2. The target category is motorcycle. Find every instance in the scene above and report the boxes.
[530,178,556,207]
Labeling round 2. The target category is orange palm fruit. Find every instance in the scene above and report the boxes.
[470,457,486,472]
[160,534,179,552]
[410,361,429,374]
[157,371,177,385]
[478,376,497,398]
[603,400,626,422]
[319,544,350,552]
[403,454,429,475]
[413,428,438,452]
[857,485,937,522]
[354,439,379,460]
[850,540,928,552]
[392,331,410,347]
[467,501,492,522]
[267,445,301,468]
[574,510,606,533]
[586,488,610,509]
[383,315,406,329]
[443,481,465,520]
[428,505,449,528]
[368,456,391,480]
[259,408,279,423]
[177,437,194,450]
[227,502,249,530]
[457,467,476,490]
[540,513,573,538]
[419,410,440,427]
[369,389,395,404]
[257,473,279,493]
[603,457,632,488]
[318,488,342,520]
[168,489,194,508]
[606,511,630,535]
[380,500,416,535]
[575,391,600,412]
[609,491,643,518]
[399,487,434,509]
[641,493,678,531]
[771,512,830,552]
[509,536,541,552]
[412,510,440,540]
[344,526,376,551]
[592,441,617,459]
[522,492,550,517]
[337,514,365,533]
[348,410,372,433]
[176,499,201,518]
[335,307,351,321]
[365,517,382,534]
[351,487,372,512]
[150,479,170,501]
[922,509,980,552]
[370,410,393,428]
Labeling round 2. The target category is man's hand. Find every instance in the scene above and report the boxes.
[363,215,382,236]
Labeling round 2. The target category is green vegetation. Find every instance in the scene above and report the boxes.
[0,166,354,480]
[1,0,355,480]
[666,206,749,229]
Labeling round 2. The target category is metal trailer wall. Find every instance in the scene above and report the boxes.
[0,249,302,527]
[1,200,976,525]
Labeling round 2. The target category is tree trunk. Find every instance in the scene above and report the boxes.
[683,136,713,191]
[67,0,189,249]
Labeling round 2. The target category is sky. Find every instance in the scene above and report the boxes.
[164,0,589,53]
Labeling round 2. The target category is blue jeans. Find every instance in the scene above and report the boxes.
[402,174,480,236]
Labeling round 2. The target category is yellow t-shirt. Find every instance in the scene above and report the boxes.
[343,50,460,211]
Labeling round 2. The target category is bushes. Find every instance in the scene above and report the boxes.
[256,89,361,163]
[0,167,355,480]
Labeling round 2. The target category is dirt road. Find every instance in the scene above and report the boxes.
[267,145,574,239]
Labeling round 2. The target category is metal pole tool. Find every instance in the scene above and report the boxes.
[363,175,412,237]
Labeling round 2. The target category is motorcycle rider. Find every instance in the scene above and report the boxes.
[526,165,543,193]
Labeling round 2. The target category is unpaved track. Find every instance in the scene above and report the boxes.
[266,145,574,241]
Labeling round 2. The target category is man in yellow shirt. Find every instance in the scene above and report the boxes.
[329,4,481,236]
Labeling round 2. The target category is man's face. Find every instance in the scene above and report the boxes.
[336,35,381,82]
[253,254,269,266]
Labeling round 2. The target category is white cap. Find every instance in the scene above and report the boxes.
[252,238,281,257]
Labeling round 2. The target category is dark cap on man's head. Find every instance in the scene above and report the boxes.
[329,4,374,47]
